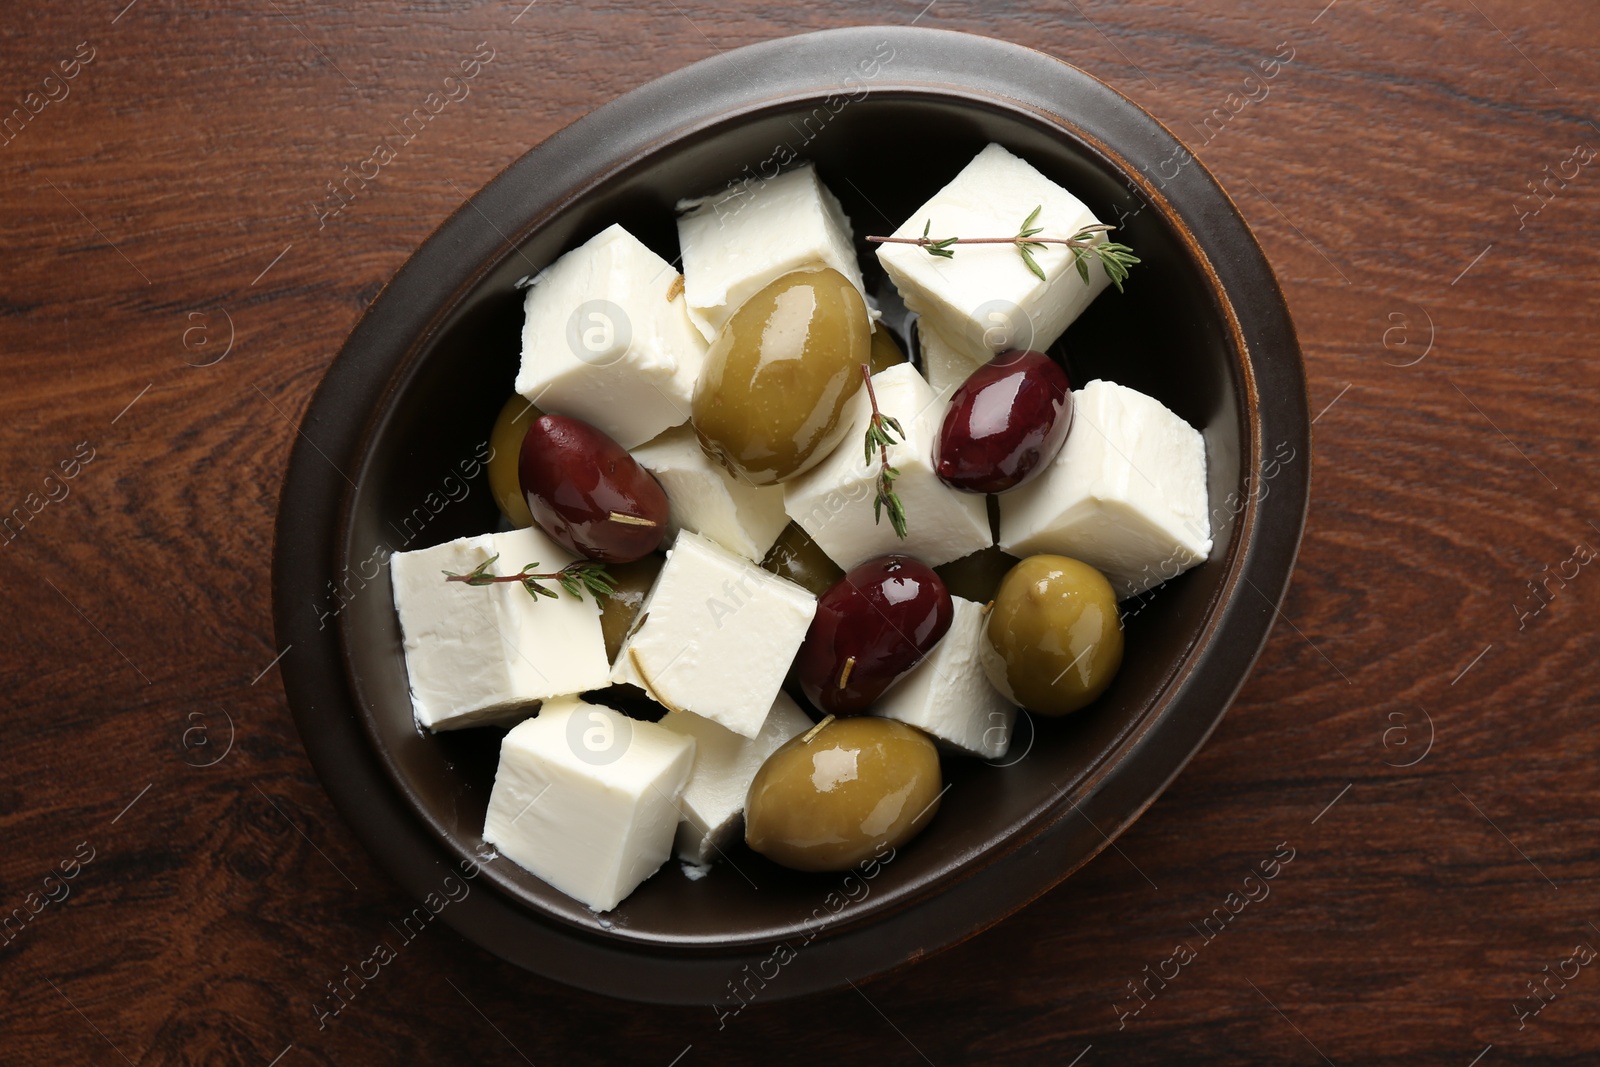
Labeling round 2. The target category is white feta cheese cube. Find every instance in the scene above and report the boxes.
[515,223,707,449]
[629,425,788,562]
[875,597,1015,759]
[783,362,992,570]
[876,143,1111,365]
[390,526,612,731]
[917,319,987,398]
[658,692,812,864]
[609,531,816,738]
[483,697,695,912]
[999,379,1212,599]
[676,163,865,342]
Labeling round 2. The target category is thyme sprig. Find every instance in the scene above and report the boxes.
[868,206,1140,291]
[443,554,615,601]
[860,364,908,540]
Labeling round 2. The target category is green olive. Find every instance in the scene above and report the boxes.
[760,521,845,596]
[598,554,663,663]
[982,554,1123,716]
[745,716,942,872]
[692,268,870,485]
[868,326,907,374]
[935,545,1020,604]
[488,394,541,527]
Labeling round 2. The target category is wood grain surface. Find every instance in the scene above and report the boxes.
[2,0,1597,1064]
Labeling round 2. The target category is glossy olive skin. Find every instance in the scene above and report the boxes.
[795,555,953,715]
[597,554,663,663]
[519,415,669,563]
[868,326,908,374]
[488,395,541,527]
[982,554,1123,715]
[761,521,846,597]
[692,268,870,485]
[935,545,1021,604]
[936,350,1072,494]
[745,716,942,872]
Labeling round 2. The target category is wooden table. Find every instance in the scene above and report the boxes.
[3,1,1596,1063]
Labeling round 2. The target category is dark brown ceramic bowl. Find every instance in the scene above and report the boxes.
[273,26,1308,1004]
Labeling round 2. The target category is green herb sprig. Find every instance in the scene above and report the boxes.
[444,554,615,601]
[868,206,1141,291]
[860,364,908,540]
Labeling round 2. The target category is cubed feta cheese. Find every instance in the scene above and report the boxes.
[783,363,992,570]
[875,597,1015,759]
[390,527,612,731]
[609,531,816,738]
[876,143,1111,365]
[629,425,789,562]
[515,223,707,449]
[483,697,695,912]
[676,163,866,342]
[917,319,987,398]
[658,692,813,863]
[999,379,1212,599]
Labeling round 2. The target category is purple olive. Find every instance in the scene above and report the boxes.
[935,350,1073,494]
[794,555,954,715]
[519,415,669,563]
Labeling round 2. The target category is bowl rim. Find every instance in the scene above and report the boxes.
[273,24,1309,1003]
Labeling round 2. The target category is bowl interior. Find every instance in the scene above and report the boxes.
[338,91,1244,949]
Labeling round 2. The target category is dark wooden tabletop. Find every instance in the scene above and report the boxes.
[4,1,1598,1064]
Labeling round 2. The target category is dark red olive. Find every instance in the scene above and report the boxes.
[935,350,1073,494]
[519,414,669,563]
[794,555,954,715]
